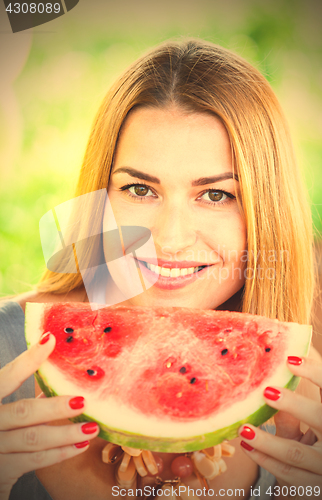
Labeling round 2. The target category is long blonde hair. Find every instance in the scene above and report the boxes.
[38,38,315,324]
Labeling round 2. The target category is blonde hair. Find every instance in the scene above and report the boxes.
[38,38,315,324]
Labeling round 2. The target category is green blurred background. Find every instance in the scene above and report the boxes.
[0,0,322,297]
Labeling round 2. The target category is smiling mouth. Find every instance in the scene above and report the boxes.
[140,261,209,278]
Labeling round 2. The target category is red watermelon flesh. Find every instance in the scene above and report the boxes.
[25,303,311,451]
[33,303,300,417]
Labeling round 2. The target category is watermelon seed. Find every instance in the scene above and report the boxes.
[221,349,229,356]
[104,327,112,333]
[66,336,73,343]
[190,377,197,384]
[179,366,187,374]
[265,347,271,352]
[205,380,209,392]
[64,327,74,333]
[87,369,97,376]
[176,392,183,398]
[166,362,172,368]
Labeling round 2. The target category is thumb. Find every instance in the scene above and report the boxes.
[274,410,302,441]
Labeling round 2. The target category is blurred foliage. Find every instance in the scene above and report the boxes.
[1,0,321,296]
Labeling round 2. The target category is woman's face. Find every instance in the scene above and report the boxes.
[104,106,247,309]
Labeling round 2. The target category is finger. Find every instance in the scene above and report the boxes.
[287,356,322,389]
[0,441,91,488]
[239,424,322,476]
[274,411,302,440]
[0,421,99,453]
[0,395,86,431]
[263,386,322,440]
[239,446,321,489]
[0,333,55,401]
[301,428,318,446]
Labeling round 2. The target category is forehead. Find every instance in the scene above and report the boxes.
[113,107,233,180]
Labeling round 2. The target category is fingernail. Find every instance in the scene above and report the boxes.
[264,387,281,401]
[81,422,99,434]
[69,396,85,410]
[241,441,254,452]
[74,440,90,449]
[240,426,256,440]
[287,356,303,366]
[39,333,51,345]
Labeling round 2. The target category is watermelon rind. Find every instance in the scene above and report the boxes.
[34,371,299,453]
[26,302,311,453]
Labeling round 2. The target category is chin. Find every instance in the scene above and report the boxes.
[124,286,244,311]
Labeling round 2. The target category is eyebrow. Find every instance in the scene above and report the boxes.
[113,167,238,185]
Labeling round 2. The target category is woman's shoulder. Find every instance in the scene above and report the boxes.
[9,287,88,314]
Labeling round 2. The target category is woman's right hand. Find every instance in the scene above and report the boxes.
[0,333,100,500]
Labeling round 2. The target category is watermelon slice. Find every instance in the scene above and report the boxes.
[25,303,311,453]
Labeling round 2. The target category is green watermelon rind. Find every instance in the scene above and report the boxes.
[35,370,299,453]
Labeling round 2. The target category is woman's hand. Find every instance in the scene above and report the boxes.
[238,356,322,499]
[0,333,100,500]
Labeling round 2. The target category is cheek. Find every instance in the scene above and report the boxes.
[105,190,151,229]
[229,217,247,253]
[202,212,247,258]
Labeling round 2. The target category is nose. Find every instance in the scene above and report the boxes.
[152,201,197,256]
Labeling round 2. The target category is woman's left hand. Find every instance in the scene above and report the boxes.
[238,356,322,499]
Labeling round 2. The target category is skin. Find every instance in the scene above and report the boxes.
[1,107,322,500]
[105,107,246,310]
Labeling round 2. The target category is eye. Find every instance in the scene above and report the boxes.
[120,183,156,199]
[198,188,236,207]
[202,190,227,203]
[129,185,150,196]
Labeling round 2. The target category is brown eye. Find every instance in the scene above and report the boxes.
[208,190,224,202]
[132,186,149,196]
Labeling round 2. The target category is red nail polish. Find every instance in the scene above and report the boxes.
[264,387,281,401]
[287,356,303,366]
[241,441,254,451]
[81,422,98,434]
[74,440,90,449]
[240,426,256,440]
[69,396,85,410]
[39,333,50,345]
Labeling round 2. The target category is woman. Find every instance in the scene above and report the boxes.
[1,38,321,500]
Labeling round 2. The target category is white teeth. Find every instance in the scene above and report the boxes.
[170,268,181,278]
[146,263,160,274]
[160,267,171,277]
[145,262,206,278]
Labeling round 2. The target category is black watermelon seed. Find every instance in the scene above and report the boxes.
[179,366,187,374]
[66,336,73,343]
[104,327,112,333]
[87,369,96,376]
[64,327,74,333]
[265,347,271,352]
[190,377,197,384]
[221,348,229,356]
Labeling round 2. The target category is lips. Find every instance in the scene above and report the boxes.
[139,258,216,269]
[136,258,216,290]
[142,261,207,277]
